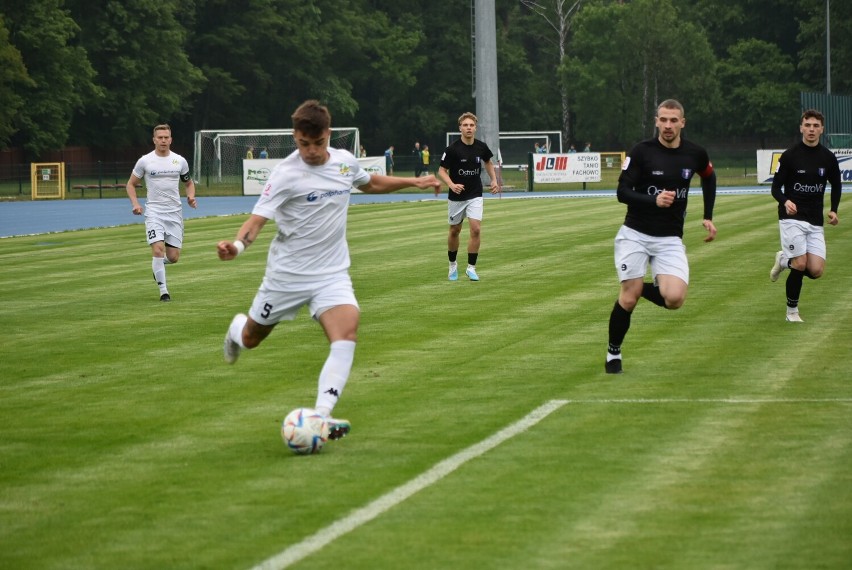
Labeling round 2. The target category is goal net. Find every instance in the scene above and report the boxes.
[193,128,359,188]
[445,131,562,169]
[826,133,852,149]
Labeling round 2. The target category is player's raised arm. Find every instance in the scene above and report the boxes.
[357,173,441,195]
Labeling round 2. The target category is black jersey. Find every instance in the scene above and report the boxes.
[617,138,715,238]
[439,138,494,202]
[770,141,842,226]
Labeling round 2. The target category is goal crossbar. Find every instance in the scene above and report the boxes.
[193,128,359,186]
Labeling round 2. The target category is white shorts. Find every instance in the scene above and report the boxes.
[448,197,484,226]
[145,211,184,248]
[614,225,689,284]
[779,219,826,260]
[249,272,359,326]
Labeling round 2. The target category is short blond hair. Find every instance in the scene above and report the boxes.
[458,112,478,126]
[153,124,171,135]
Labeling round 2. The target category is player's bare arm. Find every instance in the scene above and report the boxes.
[485,162,500,194]
[358,174,441,195]
[217,214,268,260]
[184,178,197,209]
[438,166,464,194]
[126,173,144,215]
[702,219,717,242]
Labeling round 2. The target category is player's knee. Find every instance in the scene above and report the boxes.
[618,291,640,312]
[789,257,807,271]
[661,289,686,309]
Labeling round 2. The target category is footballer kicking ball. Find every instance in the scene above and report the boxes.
[281,408,329,455]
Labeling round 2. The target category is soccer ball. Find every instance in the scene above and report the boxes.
[281,408,329,455]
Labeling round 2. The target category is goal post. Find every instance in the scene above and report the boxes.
[193,128,359,189]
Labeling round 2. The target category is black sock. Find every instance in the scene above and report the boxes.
[641,282,667,307]
[786,269,804,308]
[448,251,458,263]
[468,252,478,266]
[608,300,632,355]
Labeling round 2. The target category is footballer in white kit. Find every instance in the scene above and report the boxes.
[126,124,197,302]
[216,100,441,444]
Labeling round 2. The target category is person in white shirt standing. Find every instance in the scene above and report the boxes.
[126,124,197,302]
[216,100,440,441]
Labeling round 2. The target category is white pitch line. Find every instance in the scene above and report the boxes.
[565,398,852,404]
[249,395,851,569]
[249,399,569,570]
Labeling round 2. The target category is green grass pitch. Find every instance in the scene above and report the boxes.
[1,195,850,569]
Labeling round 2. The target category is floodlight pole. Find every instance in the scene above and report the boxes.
[826,0,831,94]
[474,0,501,166]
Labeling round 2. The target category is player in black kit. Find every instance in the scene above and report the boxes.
[438,112,500,281]
[605,99,717,374]
[768,109,842,322]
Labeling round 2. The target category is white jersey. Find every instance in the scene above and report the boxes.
[132,150,190,215]
[252,147,371,284]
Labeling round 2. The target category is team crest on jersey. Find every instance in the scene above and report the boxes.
[818,168,825,176]
[338,163,352,177]
[681,169,692,179]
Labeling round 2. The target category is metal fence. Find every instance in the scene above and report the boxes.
[0,161,136,199]
[0,144,800,200]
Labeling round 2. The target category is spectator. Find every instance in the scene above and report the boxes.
[259,147,268,159]
[422,144,431,176]
[384,145,394,175]
[413,141,423,177]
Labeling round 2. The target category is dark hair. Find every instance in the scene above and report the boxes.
[801,109,825,125]
[291,100,331,137]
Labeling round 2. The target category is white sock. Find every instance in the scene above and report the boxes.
[315,340,356,416]
[152,257,167,293]
[228,314,248,348]
[606,352,621,362]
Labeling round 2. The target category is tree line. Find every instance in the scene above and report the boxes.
[1,0,848,160]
